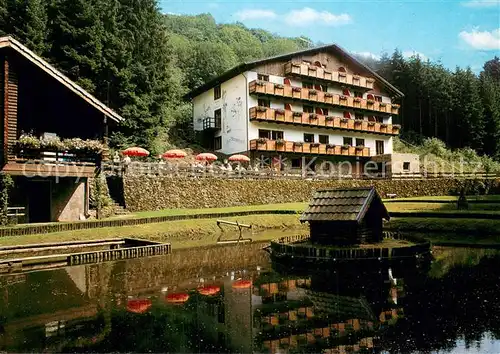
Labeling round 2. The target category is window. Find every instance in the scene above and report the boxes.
[354,91,363,98]
[302,82,314,89]
[291,158,301,168]
[314,61,322,68]
[304,133,314,143]
[403,162,411,171]
[258,129,283,140]
[214,85,221,100]
[342,88,351,96]
[343,111,352,119]
[258,99,270,108]
[322,108,329,116]
[214,109,222,127]
[316,107,327,115]
[319,135,329,144]
[343,137,353,146]
[367,94,375,100]
[375,95,383,102]
[338,66,346,72]
[375,116,383,123]
[376,140,385,155]
[258,74,269,81]
[356,138,365,146]
[303,105,314,113]
[314,84,325,91]
[214,136,222,150]
[355,113,364,121]
[284,78,291,86]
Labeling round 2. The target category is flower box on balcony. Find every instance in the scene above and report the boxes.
[310,144,320,154]
[379,102,387,107]
[391,104,400,114]
[255,81,267,94]
[284,111,294,123]
[257,137,268,145]
[326,144,336,155]
[366,78,375,89]
[274,84,284,96]
[339,96,348,104]
[309,114,318,125]
[293,141,303,153]
[292,87,302,99]
[354,97,362,102]
[276,139,286,151]
[354,119,363,128]
[353,75,360,81]
[324,70,332,80]
[254,107,267,119]
[353,98,362,108]
[380,123,388,133]
[367,99,375,105]
[310,142,320,147]
[367,122,375,132]
[275,109,285,121]
[340,117,349,128]
[392,124,401,134]
[318,114,326,126]
[324,94,334,104]
[341,145,350,155]
[347,119,355,129]
[325,116,335,127]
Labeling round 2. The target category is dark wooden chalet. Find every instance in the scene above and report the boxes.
[299,187,389,245]
[0,36,124,222]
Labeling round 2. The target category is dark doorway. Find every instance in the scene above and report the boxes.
[27,181,51,223]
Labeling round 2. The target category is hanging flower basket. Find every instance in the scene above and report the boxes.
[353,97,362,102]
[294,141,303,147]
[292,87,302,92]
[276,139,286,146]
[256,106,268,113]
[311,142,320,147]
[257,138,268,144]
[275,84,284,89]
[293,111,303,117]
[341,144,350,149]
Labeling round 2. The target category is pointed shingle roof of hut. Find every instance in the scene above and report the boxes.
[299,187,389,223]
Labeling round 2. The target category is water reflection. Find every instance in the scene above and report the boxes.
[0,244,499,353]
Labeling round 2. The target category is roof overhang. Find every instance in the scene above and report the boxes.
[0,36,124,123]
[185,43,404,100]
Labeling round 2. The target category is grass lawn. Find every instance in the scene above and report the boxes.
[384,195,500,202]
[0,214,306,249]
[385,202,500,213]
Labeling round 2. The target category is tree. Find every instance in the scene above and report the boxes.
[483,56,500,82]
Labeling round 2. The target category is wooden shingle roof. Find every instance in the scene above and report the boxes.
[299,187,389,223]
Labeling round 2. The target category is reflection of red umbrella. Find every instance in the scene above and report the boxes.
[127,299,152,314]
[228,154,250,162]
[198,285,221,296]
[122,147,150,157]
[163,149,187,159]
[166,292,190,304]
[195,153,218,161]
[232,280,252,289]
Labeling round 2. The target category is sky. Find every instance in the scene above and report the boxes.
[159,0,500,72]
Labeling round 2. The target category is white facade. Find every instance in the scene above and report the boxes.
[192,69,396,157]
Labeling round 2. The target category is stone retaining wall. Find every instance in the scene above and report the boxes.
[123,177,500,212]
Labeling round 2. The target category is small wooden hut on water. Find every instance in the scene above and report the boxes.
[299,187,390,245]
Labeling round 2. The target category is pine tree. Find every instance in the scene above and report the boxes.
[480,72,500,158]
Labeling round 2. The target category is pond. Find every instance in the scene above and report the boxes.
[1,242,500,353]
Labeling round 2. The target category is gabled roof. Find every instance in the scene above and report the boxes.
[186,43,404,99]
[299,187,389,223]
[0,36,123,123]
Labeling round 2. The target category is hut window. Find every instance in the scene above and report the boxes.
[284,78,291,86]
[343,137,353,146]
[403,162,411,171]
[303,105,314,113]
[258,74,269,81]
[338,66,346,72]
[214,85,221,100]
[214,136,222,150]
[343,111,352,119]
[376,140,385,155]
[285,103,292,111]
[343,89,351,96]
[356,138,365,146]
[302,82,314,89]
[319,135,329,144]
[214,109,222,124]
[258,99,270,108]
[304,133,315,143]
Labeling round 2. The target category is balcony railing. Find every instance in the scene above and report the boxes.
[248,80,400,115]
[202,117,221,130]
[249,139,371,157]
[249,107,400,135]
[14,148,101,166]
[284,62,376,91]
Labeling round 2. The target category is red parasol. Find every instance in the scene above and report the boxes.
[232,280,252,289]
[122,147,150,157]
[195,153,218,162]
[166,292,190,304]
[198,285,221,296]
[127,299,152,314]
[228,154,250,162]
[163,149,187,159]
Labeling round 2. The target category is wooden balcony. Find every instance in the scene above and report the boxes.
[249,80,400,115]
[249,139,371,157]
[249,107,400,136]
[285,62,376,91]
